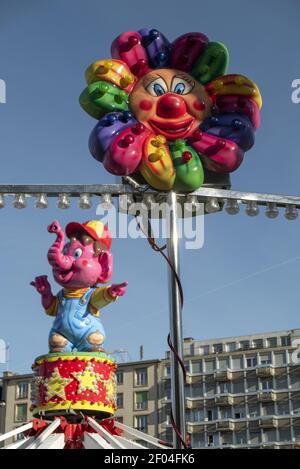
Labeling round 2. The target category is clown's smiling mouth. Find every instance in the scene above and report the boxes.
[149,118,194,138]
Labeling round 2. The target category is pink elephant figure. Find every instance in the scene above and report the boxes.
[31,220,127,353]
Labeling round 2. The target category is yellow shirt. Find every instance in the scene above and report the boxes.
[45,286,116,317]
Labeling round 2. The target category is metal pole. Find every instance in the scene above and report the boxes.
[166,191,186,449]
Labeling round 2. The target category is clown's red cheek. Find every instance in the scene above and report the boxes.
[139,99,153,111]
[193,100,206,111]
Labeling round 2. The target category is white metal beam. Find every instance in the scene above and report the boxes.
[0,422,33,443]
[84,432,113,449]
[114,421,171,449]
[23,419,61,449]
[87,417,126,449]
[37,434,65,449]
[114,436,146,449]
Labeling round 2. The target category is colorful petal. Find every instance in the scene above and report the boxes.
[89,111,137,162]
[79,81,129,119]
[200,113,255,151]
[103,123,150,175]
[169,139,204,192]
[138,28,171,68]
[206,74,262,109]
[188,129,244,173]
[111,31,151,78]
[171,32,209,72]
[85,59,136,93]
[192,42,229,85]
[213,95,260,129]
[139,134,175,190]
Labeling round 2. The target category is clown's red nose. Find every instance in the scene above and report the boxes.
[156,94,187,119]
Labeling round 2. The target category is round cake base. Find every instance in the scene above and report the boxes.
[31,352,117,419]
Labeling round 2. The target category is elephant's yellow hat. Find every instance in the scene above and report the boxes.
[66,220,112,250]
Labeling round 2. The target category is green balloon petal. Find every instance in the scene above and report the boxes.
[192,42,229,85]
[79,81,129,119]
[170,140,204,192]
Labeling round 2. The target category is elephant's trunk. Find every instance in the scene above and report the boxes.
[47,220,74,271]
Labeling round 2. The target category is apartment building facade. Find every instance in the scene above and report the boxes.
[1,328,300,449]
[161,329,300,448]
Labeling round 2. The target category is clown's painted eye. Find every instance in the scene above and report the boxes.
[171,76,194,95]
[146,77,168,97]
[74,248,83,259]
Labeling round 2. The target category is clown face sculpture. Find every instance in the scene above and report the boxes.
[80,29,261,192]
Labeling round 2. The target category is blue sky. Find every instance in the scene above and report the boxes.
[1,0,300,373]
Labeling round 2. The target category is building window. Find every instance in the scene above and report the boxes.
[252,339,264,349]
[199,345,210,355]
[135,391,148,410]
[260,354,272,365]
[239,340,250,350]
[267,337,278,348]
[261,378,273,390]
[15,403,27,422]
[227,342,236,352]
[134,415,148,433]
[135,368,147,386]
[116,393,123,408]
[16,382,29,400]
[165,365,171,377]
[213,343,223,354]
[191,360,202,373]
[116,371,123,385]
[246,357,257,368]
[281,336,291,347]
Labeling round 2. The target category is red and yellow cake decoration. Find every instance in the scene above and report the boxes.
[31,352,117,417]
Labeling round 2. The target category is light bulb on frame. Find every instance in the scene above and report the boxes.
[35,193,48,209]
[285,204,298,220]
[101,193,113,209]
[78,193,92,210]
[265,202,279,219]
[186,195,200,213]
[57,193,71,210]
[225,199,239,215]
[245,200,259,216]
[13,194,27,209]
[0,194,5,209]
[119,194,134,212]
[205,197,221,214]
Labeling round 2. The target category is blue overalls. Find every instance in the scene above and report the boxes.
[49,288,106,352]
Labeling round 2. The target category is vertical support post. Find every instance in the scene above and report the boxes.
[166,191,186,449]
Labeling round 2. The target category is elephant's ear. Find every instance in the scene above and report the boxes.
[98,250,113,283]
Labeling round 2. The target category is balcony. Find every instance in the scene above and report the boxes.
[216,420,235,431]
[215,393,234,406]
[186,398,204,409]
[257,390,276,402]
[256,365,275,377]
[186,422,205,434]
[186,373,202,385]
[274,416,290,428]
[259,417,278,429]
[214,369,233,381]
